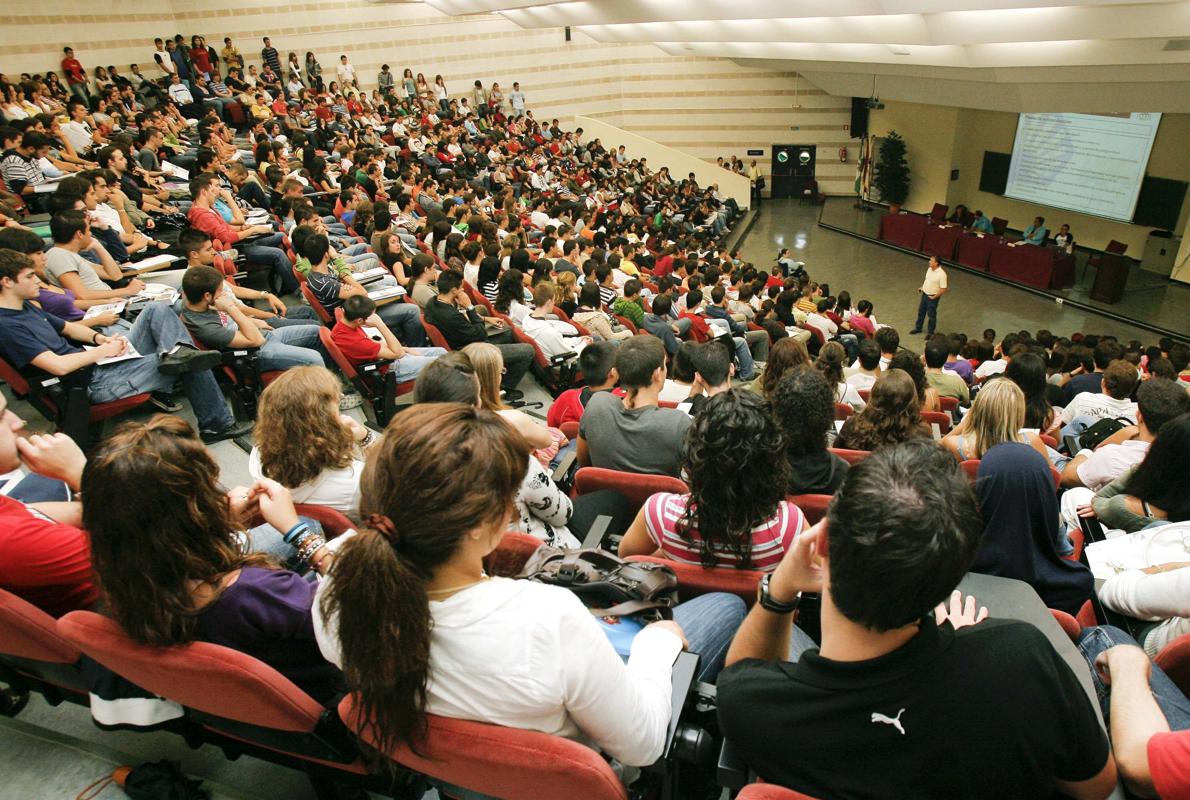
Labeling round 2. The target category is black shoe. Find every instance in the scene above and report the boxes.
[200,421,254,445]
[501,388,525,402]
[909,328,923,335]
[149,391,183,413]
[158,346,223,376]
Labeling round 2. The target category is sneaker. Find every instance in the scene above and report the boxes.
[158,346,223,376]
[339,391,363,411]
[149,391,183,413]
[200,421,254,445]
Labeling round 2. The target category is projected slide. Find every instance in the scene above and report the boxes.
[1004,112,1162,223]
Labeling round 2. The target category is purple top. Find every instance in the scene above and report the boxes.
[944,359,973,384]
[194,567,343,704]
[37,287,84,321]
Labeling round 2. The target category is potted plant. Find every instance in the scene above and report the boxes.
[874,131,910,213]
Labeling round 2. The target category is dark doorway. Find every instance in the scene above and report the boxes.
[770,145,817,199]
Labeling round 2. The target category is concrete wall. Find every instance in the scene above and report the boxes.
[0,0,856,195]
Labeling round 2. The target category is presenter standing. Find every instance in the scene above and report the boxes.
[910,256,948,337]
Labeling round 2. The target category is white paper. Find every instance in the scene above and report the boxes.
[126,254,182,272]
[161,161,189,180]
[83,301,127,319]
[367,286,406,301]
[33,181,61,194]
[362,325,382,342]
[353,267,390,281]
[85,342,143,365]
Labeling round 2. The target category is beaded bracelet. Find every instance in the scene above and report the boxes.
[282,521,310,545]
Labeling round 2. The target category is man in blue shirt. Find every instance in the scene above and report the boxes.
[0,250,250,444]
[970,210,994,234]
[1022,216,1048,245]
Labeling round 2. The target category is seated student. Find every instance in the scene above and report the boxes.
[684,338,736,416]
[1081,638,1190,798]
[330,295,444,384]
[845,338,883,392]
[312,404,710,764]
[834,369,931,453]
[717,439,1117,800]
[772,366,850,495]
[573,282,632,342]
[942,378,1049,462]
[970,209,995,233]
[621,388,804,572]
[1062,414,1190,535]
[973,442,1093,614]
[1054,224,1075,251]
[0,250,249,443]
[641,294,687,355]
[546,341,621,429]
[83,415,343,704]
[181,266,327,372]
[924,338,970,402]
[942,333,975,384]
[578,335,692,478]
[522,282,587,360]
[249,366,380,520]
[178,228,318,327]
[660,341,700,405]
[816,341,865,412]
[806,298,858,362]
[890,349,942,414]
[680,289,758,382]
[1056,340,1121,405]
[610,278,646,329]
[0,393,98,617]
[1061,359,1139,430]
[1061,378,1188,491]
[41,211,146,302]
[1022,216,1049,246]
[705,285,770,364]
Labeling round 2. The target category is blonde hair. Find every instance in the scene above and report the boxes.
[462,342,506,411]
[554,271,577,305]
[255,366,356,488]
[965,379,1027,459]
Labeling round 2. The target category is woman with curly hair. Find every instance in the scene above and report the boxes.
[834,368,931,452]
[771,366,850,494]
[815,341,865,412]
[249,366,380,520]
[620,389,805,572]
[84,415,343,704]
[758,336,811,399]
[889,349,941,412]
[493,268,529,322]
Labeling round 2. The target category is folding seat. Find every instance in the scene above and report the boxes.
[938,395,958,412]
[921,409,952,437]
[319,320,414,427]
[787,494,831,526]
[1154,634,1190,697]
[419,314,453,351]
[833,403,852,422]
[0,589,89,714]
[827,447,870,465]
[625,555,762,607]
[573,466,688,516]
[738,783,821,800]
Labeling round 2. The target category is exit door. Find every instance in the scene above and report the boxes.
[770,145,817,199]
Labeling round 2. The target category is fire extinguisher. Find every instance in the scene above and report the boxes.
[839,146,848,163]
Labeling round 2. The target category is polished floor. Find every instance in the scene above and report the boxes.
[812,198,1188,342]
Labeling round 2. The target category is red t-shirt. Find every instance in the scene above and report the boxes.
[679,312,713,343]
[848,313,875,338]
[190,47,212,74]
[1149,731,1190,799]
[0,495,97,617]
[652,255,673,277]
[62,58,85,85]
[331,322,382,368]
[314,105,333,121]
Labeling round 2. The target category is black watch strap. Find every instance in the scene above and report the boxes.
[758,573,801,614]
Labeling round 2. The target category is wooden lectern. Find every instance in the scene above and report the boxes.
[1090,253,1131,304]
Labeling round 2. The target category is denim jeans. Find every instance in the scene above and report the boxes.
[259,324,328,371]
[267,305,320,327]
[88,303,234,433]
[390,347,447,382]
[1078,625,1190,731]
[729,335,757,381]
[914,291,940,334]
[377,300,428,347]
[239,232,297,294]
[340,243,371,257]
[672,592,748,684]
[242,517,326,573]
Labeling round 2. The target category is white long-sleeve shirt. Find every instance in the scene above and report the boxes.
[313,576,681,766]
[1098,566,1190,657]
[522,314,580,359]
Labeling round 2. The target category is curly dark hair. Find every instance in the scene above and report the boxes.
[888,350,928,404]
[835,369,929,452]
[678,390,790,568]
[772,365,835,457]
[493,268,524,314]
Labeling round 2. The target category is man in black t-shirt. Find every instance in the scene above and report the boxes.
[717,439,1117,800]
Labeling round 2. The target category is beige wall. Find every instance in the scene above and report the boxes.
[1,0,857,195]
[868,101,960,214]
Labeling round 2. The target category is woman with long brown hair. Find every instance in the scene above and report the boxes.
[834,368,931,452]
[82,416,343,704]
[249,366,379,520]
[314,404,688,765]
[758,336,810,399]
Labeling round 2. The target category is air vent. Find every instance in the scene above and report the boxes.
[1164,38,1190,51]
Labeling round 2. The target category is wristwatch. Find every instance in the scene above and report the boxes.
[757,573,802,614]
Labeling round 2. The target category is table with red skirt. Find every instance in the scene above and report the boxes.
[879,213,1075,290]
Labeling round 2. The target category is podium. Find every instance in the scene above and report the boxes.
[1090,253,1131,304]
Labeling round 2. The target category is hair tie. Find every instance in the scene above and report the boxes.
[365,514,400,544]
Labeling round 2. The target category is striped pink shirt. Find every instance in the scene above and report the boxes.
[643,492,804,573]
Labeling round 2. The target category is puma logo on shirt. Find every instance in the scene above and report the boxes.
[871,708,906,735]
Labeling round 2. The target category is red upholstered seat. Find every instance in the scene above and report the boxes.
[626,555,762,606]
[338,697,627,800]
[419,313,453,350]
[1155,633,1190,698]
[827,447,870,465]
[1049,608,1082,644]
[929,203,948,223]
[0,352,151,432]
[921,410,952,435]
[573,466,689,514]
[788,494,831,526]
[320,318,414,427]
[938,395,958,412]
[0,588,89,704]
[738,783,822,800]
[833,403,853,421]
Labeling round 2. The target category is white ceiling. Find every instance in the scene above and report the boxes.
[420,0,1190,112]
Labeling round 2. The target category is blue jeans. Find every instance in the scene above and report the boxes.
[378,300,428,347]
[729,335,757,381]
[259,324,328,371]
[243,517,325,573]
[240,232,297,294]
[672,592,748,684]
[1078,626,1190,731]
[390,347,447,382]
[340,243,371,257]
[267,305,320,327]
[914,291,939,334]
[88,303,234,433]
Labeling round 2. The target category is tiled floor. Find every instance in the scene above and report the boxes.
[743,199,1183,345]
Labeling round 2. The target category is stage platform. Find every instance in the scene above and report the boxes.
[817,198,1188,342]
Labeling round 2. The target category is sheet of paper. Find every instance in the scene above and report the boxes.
[161,161,189,180]
[126,254,182,271]
[84,342,143,365]
[83,301,127,319]
[33,181,61,194]
[367,286,406,301]
[362,325,382,342]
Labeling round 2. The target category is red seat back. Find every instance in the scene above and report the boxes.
[0,351,34,398]
[1105,239,1127,255]
[921,410,951,435]
[991,217,1009,236]
[960,459,981,483]
[833,403,853,422]
[559,420,579,440]
[827,447,870,465]
[788,494,831,526]
[1155,633,1190,698]
[1049,608,1082,644]
[938,395,958,412]
[573,466,689,513]
[56,611,324,734]
[929,203,948,222]
[0,588,80,664]
[738,783,821,800]
[625,555,762,606]
[857,388,871,402]
[301,284,333,324]
[419,314,452,350]
[338,698,628,800]
[320,325,362,381]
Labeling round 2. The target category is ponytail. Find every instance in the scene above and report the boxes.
[321,529,432,755]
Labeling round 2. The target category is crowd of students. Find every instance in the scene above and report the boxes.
[1,38,1190,800]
